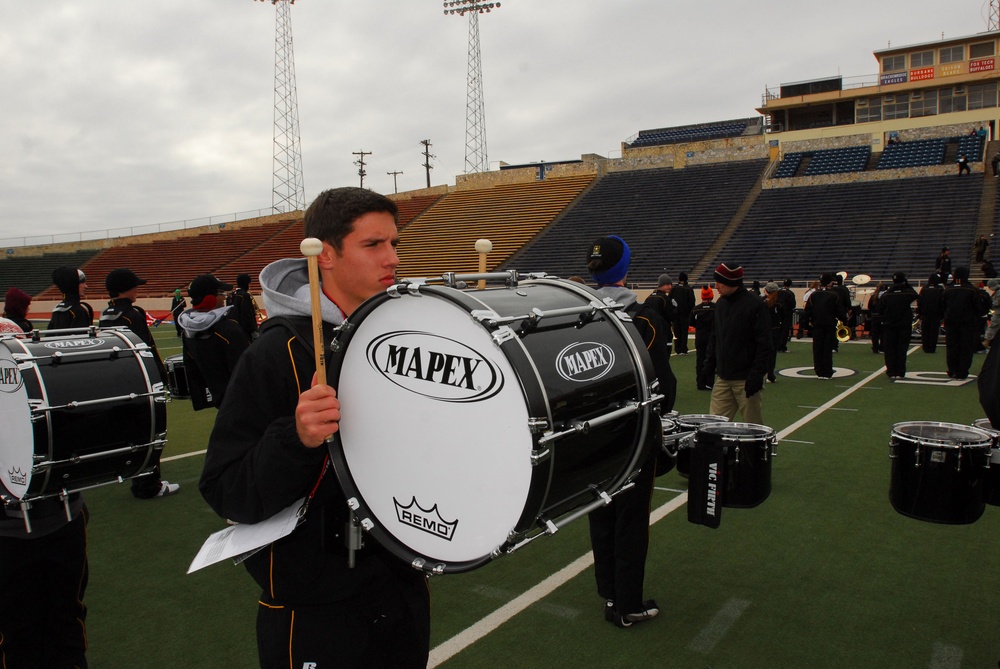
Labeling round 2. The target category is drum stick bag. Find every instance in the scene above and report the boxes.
[687,440,724,528]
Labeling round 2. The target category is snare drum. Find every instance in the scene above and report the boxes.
[972,418,1000,507]
[695,422,777,508]
[675,414,730,476]
[0,328,167,504]
[327,277,660,573]
[889,421,993,524]
[164,354,190,399]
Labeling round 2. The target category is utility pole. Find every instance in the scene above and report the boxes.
[353,150,372,189]
[255,0,305,213]
[387,170,403,194]
[443,1,500,174]
[420,139,435,188]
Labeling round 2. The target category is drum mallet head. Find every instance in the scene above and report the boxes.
[300,237,323,257]
[475,239,493,254]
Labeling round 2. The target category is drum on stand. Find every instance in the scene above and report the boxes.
[695,422,777,508]
[327,275,661,574]
[675,414,729,477]
[0,328,168,512]
[972,418,1000,507]
[889,421,993,524]
[164,353,190,399]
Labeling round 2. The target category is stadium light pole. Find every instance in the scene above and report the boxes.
[256,0,306,214]
[443,1,500,174]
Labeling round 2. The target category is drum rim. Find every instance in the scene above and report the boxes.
[891,420,994,448]
[677,413,730,427]
[697,421,776,439]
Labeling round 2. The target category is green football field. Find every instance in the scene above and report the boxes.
[75,329,1000,668]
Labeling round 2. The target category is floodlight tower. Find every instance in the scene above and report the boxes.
[443,1,500,174]
[991,0,999,32]
[256,0,305,214]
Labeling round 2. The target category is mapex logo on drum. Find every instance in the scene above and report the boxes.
[43,338,104,350]
[0,360,23,393]
[366,331,503,403]
[555,341,616,382]
[394,497,458,541]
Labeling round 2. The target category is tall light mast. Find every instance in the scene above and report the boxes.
[990,0,999,32]
[256,0,305,213]
[443,1,500,174]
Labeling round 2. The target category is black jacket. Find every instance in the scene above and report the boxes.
[99,297,167,381]
[878,283,917,328]
[917,285,945,320]
[47,297,93,330]
[704,286,772,382]
[669,283,695,318]
[804,288,846,328]
[943,282,987,326]
[199,316,423,605]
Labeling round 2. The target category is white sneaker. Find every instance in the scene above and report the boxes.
[156,481,180,497]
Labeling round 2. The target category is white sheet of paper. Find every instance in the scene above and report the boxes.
[187,497,305,574]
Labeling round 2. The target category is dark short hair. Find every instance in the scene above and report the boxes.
[303,187,399,252]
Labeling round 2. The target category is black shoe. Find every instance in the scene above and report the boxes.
[604,600,615,622]
[615,600,659,627]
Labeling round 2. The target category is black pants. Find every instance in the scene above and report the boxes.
[588,458,655,616]
[921,318,941,353]
[946,321,979,379]
[883,325,911,377]
[0,508,89,669]
[674,315,691,354]
[256,570,429,669]
[695,331,713,389]
[870,319,883,352]
[812,325,836,377]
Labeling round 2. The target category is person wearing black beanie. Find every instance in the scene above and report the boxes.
[47,266,93,330]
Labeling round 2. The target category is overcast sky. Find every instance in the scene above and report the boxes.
[0,0,990,246]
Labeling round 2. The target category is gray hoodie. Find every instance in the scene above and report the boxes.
[259,258,347,326]
[176,305,233,336]
[594,285,638,310]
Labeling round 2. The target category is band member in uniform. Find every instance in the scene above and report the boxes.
[226,273,259,341]
[867,283,884,354]
[943,266,988,379]
[704,262,772,423]
[170,288,186,337]
[831,274,853,347]
[99,268,179,498]
[669,272,695,354]
[763,282,783,383]
[878,272,917,381]
[585,235,668,628]
[47,266,92,329]
[803,273,847,379]
[199,187,430,668]
[916,274,945,353]
[692,286,716,390]
[177,275,251,410]
[776,279,796,351]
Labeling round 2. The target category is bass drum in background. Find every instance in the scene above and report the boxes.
[327,278,659,574]
[889,421,993,524]
[0,328,167,504]
[164,353,190,399]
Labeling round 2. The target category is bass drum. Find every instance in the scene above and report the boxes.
[889,421,993,524]
[327,278,659,573]
[0,328,167,504]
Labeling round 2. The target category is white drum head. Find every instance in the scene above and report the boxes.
[337,292,534,565]
[0,344,34,499]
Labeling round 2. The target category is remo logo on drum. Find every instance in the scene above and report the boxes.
[365,330,504,403]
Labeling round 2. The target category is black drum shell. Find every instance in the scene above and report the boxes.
[0,329,166,501]
[164,353,190,399]
[675,414,729,477]
[889,421,992,525]
[694,422,775,508]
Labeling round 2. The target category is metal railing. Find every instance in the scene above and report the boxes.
[1,207,279,250]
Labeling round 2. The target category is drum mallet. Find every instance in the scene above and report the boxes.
[300,237,327,382]
[475,238,492,289]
